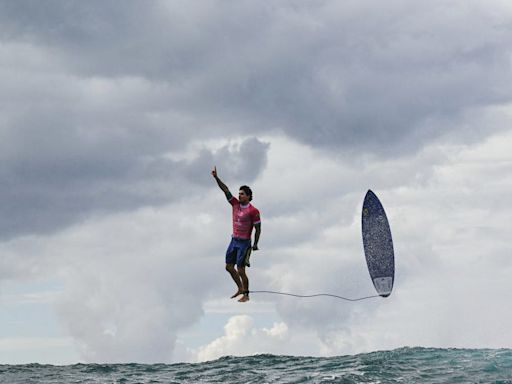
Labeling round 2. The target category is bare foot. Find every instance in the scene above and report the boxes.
[238,295,250,303]
[231,290,242,299]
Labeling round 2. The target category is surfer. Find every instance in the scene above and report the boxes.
[212,166,261,303]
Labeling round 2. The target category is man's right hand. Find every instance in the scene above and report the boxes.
[212,166,231,196]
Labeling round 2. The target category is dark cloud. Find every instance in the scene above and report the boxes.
[1,0,511,239]
[3,1,510,146]
[0,132,268,239]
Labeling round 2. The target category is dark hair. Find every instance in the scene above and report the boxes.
[239,185,253,201]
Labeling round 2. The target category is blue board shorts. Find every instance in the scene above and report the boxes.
[225,237,252,267]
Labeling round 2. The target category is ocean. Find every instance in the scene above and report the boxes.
[1,347,511,383]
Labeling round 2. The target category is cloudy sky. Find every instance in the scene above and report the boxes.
[1,0,512,364]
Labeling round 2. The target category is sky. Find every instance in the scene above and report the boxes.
[1,0,512,364]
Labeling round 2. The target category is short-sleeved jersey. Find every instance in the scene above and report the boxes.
[228,196,261,240]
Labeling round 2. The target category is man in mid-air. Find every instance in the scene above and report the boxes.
[212,166,261,303]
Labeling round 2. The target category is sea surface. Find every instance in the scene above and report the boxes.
[1,347,511,383]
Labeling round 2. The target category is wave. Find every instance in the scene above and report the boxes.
[1,347,511,383]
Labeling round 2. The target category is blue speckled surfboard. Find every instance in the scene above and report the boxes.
[362,190,395,297]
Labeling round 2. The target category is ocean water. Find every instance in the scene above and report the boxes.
[1,347,511,383]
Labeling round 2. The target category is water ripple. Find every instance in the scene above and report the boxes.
[1,347,511,384]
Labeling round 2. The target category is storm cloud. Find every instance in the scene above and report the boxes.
[2,1,511,238]
[1,0,512,363]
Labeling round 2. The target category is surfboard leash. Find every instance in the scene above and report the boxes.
[248,290,381,301]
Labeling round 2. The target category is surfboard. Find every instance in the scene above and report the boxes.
[362,190,395,297]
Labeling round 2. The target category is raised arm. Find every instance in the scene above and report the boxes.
[211,166,233,200]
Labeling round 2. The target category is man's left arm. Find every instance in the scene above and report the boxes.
[253,222,261,250]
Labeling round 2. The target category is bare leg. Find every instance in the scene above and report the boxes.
[226,264,243,298]
[237,266,250,302]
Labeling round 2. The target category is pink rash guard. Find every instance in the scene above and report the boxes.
[229,196,261,240]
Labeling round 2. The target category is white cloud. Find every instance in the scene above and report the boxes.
[1,189,231,362]
[2,126,512,363]
[193,315,321,362]
[194,128,512,357]
[1,1,512,364]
